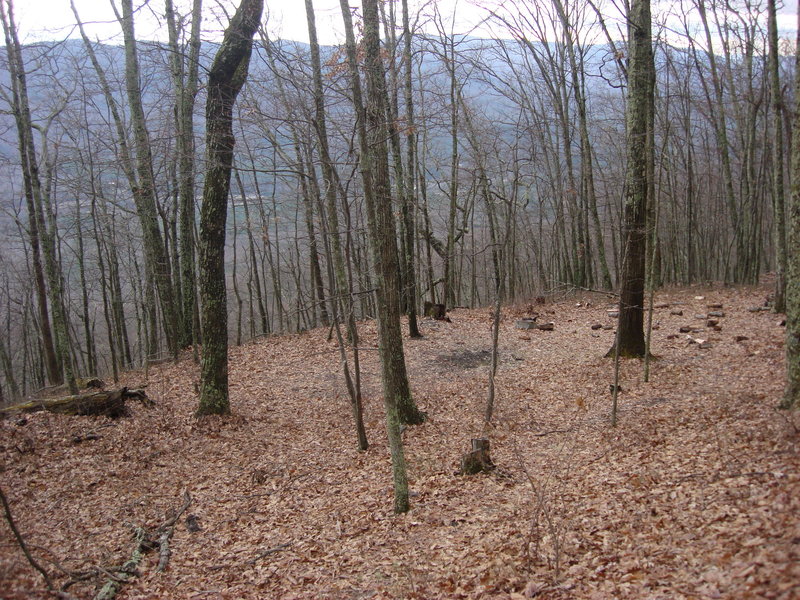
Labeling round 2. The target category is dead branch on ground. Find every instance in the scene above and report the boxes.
[94,491,192,600]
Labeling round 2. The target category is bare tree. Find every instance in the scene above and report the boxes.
[166,0,203,349]
[196,0,263,416]
[609,0,654,358]
[114,0,180,358]
[0,0,77,393]
[768,0,787,313]
[0,0,62,387]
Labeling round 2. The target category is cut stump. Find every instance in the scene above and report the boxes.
[424,301,448,320]
[460,438,495,475]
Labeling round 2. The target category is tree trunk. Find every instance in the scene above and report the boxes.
[768,0,787,314]
[196,0,263,416]
[115,0,180,358]
[608,0,653,358]
[339,0,420,513]
[782,13,800,410]
[166,0,203,349]
[1,0,75,393]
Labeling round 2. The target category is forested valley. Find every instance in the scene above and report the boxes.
[1,0,799,598]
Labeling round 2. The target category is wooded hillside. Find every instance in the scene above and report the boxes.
[0,0,795,396]
[1,284,797,598]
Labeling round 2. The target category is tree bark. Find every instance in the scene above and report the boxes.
[166,0,203,349]
[768,0,787,314]
[1,0,75,393]
[115,0,181,358]
[0,387,151,419]
[339,0,420,513]
[608,0,653,358]
[782,12,800,409]
[196,0,262,416]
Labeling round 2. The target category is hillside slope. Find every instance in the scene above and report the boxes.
[1,284,798,599]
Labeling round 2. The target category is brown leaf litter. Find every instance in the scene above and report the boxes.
[1,283,798,599]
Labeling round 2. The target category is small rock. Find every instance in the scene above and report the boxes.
[734,335,749,342]
[694,313,707,320]
[699,341,712,349]
[602,325,614,330]
[679,326,691,333]
[607,311,619,318]
[537,322,555,331]
[706,319,718,327]
[707,303,723,309]
[670,309,683,316]
[591,323,603,330]
[708,311,725,318]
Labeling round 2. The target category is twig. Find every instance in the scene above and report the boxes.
[155,490,192,572]
[531,429,571,437]
[0,485,55,591]
[94,491,192,600]
[552,282,619,297]
[246,542,292,565]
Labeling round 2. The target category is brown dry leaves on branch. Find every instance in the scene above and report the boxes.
[1,283,799,599]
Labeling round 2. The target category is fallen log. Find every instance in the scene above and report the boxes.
[0,388,152,419]
[29,378,105,399]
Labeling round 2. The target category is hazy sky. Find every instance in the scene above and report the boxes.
[14,0,481,45]
[12,0,799,47]
[14,0,353,44]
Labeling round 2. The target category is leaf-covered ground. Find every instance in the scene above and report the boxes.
[2,283,799,599]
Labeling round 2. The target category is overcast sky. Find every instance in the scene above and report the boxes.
[11,0,799,48]
[14,0,447,44]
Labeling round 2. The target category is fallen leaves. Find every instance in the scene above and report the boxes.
[1,283,798,599]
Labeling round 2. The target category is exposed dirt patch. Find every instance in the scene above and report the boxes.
[437,348,492,369]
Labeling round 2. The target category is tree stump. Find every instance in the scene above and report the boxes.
[424,301,448,320]
[460,438,494,475]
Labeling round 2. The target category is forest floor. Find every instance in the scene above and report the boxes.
[1,282,799,599]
